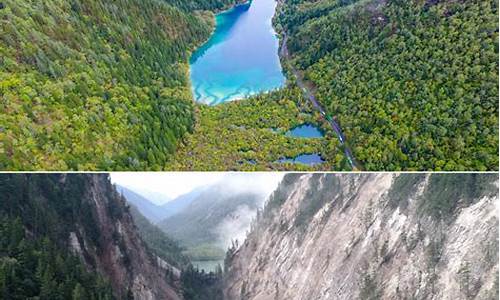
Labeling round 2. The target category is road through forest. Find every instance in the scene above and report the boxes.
[279,33,361,170]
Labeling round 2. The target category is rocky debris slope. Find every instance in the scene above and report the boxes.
[71,174,182,299]
[224,173,498,300]
[52,174,182,299]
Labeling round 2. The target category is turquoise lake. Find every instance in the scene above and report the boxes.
[190,0,285,105]
[286,124,324,138]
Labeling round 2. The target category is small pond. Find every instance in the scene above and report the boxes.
[286,124,324,138]
[277,153,325,165]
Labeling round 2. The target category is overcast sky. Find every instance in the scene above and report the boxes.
[110,172,284,203]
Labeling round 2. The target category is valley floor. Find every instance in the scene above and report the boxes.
[165,87,351,171]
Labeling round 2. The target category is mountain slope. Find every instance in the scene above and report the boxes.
[129,204,190,269]
[224,173,499,299]
[117,184,205,223]
[0,174,182,299]
[277,0,499,170]
[159,185,265,260]
[165,0,245,11]
[0,0,236,170]
[134,189,172,207]
[160,186,206,219]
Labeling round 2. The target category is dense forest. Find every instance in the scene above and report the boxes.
[0,174,117,299]
[0,217,114,300]
[0,0,238,170]
[165,0,245,11]
[2,0,496,171]
[181,264,224,300]
[277,0,499,170]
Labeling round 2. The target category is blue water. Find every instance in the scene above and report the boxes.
[286,124,324,138]
[190,0,285,105]
[278,154,325,165]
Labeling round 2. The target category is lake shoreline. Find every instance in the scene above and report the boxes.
[189,0,285,105]
[185,1,251,105]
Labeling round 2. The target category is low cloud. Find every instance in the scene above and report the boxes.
[214,204,258,250]
[111,172,283,203]
[219,173,284,206]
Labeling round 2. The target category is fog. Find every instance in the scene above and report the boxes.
[216,173,284,205]
[214,204,257,250]
[111,172,285,254]
[111,172,283,204]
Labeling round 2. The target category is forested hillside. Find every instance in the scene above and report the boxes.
[0,0,232,170]
[165,0,244,11]
[0,174,184,299]
[3,0,496,171]
[0,174,118,298]
[0,218,114,299]
[277,0,498,170]
[129,205,190,269]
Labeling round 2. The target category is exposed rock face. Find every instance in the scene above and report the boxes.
[224,173,498,300]
[66,174,182,300]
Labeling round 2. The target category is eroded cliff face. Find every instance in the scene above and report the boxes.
[224,173,499,300]
[65,174,182,300]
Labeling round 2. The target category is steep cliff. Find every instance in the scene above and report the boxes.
[79,175,182,299]
[0,174,182,299]
[224,173,499,300]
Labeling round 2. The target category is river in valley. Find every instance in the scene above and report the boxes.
[190,0,285,105]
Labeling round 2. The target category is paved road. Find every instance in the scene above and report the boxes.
[280,34,360,170]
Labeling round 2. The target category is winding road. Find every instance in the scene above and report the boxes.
[279,34,361,170]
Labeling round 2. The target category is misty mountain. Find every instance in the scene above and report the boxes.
[134,189,173,206]
[160,186,206,219]
[117,184,206,224]
[116,185,170,223]
[159,184,266,260]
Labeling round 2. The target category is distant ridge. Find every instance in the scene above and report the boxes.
[116,185,206,223]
